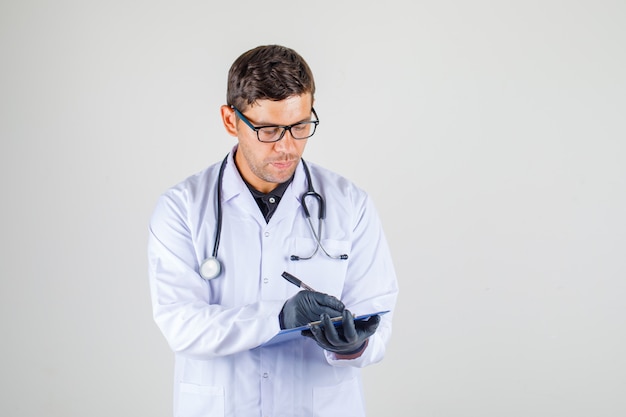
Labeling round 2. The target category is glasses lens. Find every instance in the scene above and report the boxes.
[290,122,317,139]
[256,122,317,142]
[257,127,284,142]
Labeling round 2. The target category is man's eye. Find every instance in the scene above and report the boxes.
[260,127,281,135]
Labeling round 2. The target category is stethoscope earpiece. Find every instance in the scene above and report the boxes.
[289,160,349,262]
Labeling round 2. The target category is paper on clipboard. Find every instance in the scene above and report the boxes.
[262,310,389,347]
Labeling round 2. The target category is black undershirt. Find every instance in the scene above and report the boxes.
[244,177,294,223]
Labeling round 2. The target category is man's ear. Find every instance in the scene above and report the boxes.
[220,105,238,137]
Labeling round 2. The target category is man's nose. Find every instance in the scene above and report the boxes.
[274,129,297,151]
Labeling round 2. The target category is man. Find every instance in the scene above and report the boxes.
[148,44,398,417]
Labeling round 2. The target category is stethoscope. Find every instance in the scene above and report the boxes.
[199,155,348,280]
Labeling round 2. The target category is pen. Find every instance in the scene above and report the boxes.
[281,271,316,292]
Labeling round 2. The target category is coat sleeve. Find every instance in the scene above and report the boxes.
[148,190,284,360]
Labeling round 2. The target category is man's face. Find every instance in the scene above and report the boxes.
[229,94,314,193]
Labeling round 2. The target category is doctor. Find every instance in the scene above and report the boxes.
[148,44,398,417]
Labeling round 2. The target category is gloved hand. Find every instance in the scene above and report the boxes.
[279,290,345,329]
[304,310,380,355]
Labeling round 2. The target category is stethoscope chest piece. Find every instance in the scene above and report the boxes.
[200,257,221,280]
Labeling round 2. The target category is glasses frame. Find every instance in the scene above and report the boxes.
[231,106,320,143]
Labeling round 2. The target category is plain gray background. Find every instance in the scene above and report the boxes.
[1,1,625,416]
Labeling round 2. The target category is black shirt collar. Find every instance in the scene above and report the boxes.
[244,176,294,223]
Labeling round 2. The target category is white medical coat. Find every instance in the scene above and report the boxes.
[148,149,398,417]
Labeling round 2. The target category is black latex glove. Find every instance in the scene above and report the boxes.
[279,290,345,329]
[304,310,381,355]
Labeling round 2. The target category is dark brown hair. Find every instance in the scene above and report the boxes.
[226,45,315,111]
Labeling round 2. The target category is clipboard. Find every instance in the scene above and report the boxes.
[262,310,389,346]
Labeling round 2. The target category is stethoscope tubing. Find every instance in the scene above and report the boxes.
[200,154,347,280]
[212,155,228,258]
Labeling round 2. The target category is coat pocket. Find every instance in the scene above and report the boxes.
[177,383,224,417]
[290,237,350,297]
[312,377,365,417]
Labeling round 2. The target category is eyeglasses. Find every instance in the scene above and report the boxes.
[231,106,319,143]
